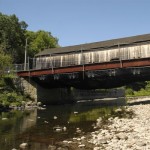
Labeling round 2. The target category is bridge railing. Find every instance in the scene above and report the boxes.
[14,55,150,73]
[14,57,122,72]
[11,63,29,72]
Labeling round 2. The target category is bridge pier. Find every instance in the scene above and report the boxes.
[14,77,74,104]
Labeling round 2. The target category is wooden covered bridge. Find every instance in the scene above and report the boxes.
[17,34,150,89]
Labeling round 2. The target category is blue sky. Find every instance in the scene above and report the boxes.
[0,0,150,46]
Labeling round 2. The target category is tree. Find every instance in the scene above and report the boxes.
[0,13,59,63]
[25,30,59,58]
[0,47,12,76]
[0,13,28,63]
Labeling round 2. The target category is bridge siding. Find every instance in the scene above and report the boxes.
[35,43,150,70]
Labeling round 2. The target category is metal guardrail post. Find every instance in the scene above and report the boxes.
[81,49,85,80]
[118,43,123,68]
[50,54,54,74]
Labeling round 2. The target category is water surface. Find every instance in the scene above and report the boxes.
[0,99,124,150]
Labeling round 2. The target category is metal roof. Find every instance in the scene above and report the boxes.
[35,34,150,57]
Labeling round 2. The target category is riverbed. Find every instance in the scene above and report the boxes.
[0,98,125,150]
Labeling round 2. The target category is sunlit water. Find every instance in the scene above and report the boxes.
[0,98,125,150]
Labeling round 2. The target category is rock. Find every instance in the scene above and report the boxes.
[44,120,49,123]
[115,108,122,113]
[53,126,63,132]
[53,116,57,119]
[68,141,73,144]
[56,128,62,132]
[136,141,146,147]
[80,136,86,140]
[63,126,67,131]
[73,137,77,141]
[94,147,101,150]
[38,107,46,110]
[57,147,68,150]
[19,143,28,149]
[2,118,8,120]
[48,145,56,150]
[26,101,32,106]
[28,119,34,122]
[74,111,78,114]
[76,128,82,133]
[37,101,42,106]
[116,133,128,140]
[78,144,85,148]
[96,117,102,126]
[100,139,108,144]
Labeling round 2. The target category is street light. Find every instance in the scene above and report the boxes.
[24,38,28,70]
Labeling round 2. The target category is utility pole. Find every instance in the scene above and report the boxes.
[24,38,28,70]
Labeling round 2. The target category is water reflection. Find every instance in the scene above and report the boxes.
[0,98,125,150]
[0,110,37,150]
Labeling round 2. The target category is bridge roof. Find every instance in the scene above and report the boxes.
[36,34,150,56]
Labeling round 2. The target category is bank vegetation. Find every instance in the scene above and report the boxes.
[0,12,58,110]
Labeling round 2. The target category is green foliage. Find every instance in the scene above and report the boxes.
[0,48,12,76]
[125,81,150,97]
[25,30,59,57]
[0,13,59,63]
[0,91,25,107]
[0,76,26,107]
[0,13,28,63]
[0,78,5,87]
[125,88,134,96]
[125,82,147,91]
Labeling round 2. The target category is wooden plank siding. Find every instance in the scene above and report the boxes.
[34,43,150,70]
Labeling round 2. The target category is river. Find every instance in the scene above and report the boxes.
[0,98,125,150]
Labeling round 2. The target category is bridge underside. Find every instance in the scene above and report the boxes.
[30,67,150,89]
[17,58,150,89]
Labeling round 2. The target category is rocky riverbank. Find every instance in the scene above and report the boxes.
[89,98,150,150]
[53,98,150,150]
[0,100,44,113]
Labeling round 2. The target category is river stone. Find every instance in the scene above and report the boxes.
[93,147,101,150]
[57,147,68,150]
[115,108,122,113]
[19,143,28,149]
[116,133,128,140]
[80,136,86,140]
[2,118,8,120]
[37,101,42,106]
[136,141,146,147]
[78,144,85,148]
[100,139,108,144]
[48,145,56,150]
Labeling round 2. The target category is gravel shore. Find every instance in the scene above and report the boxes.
[90,98,150,150]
